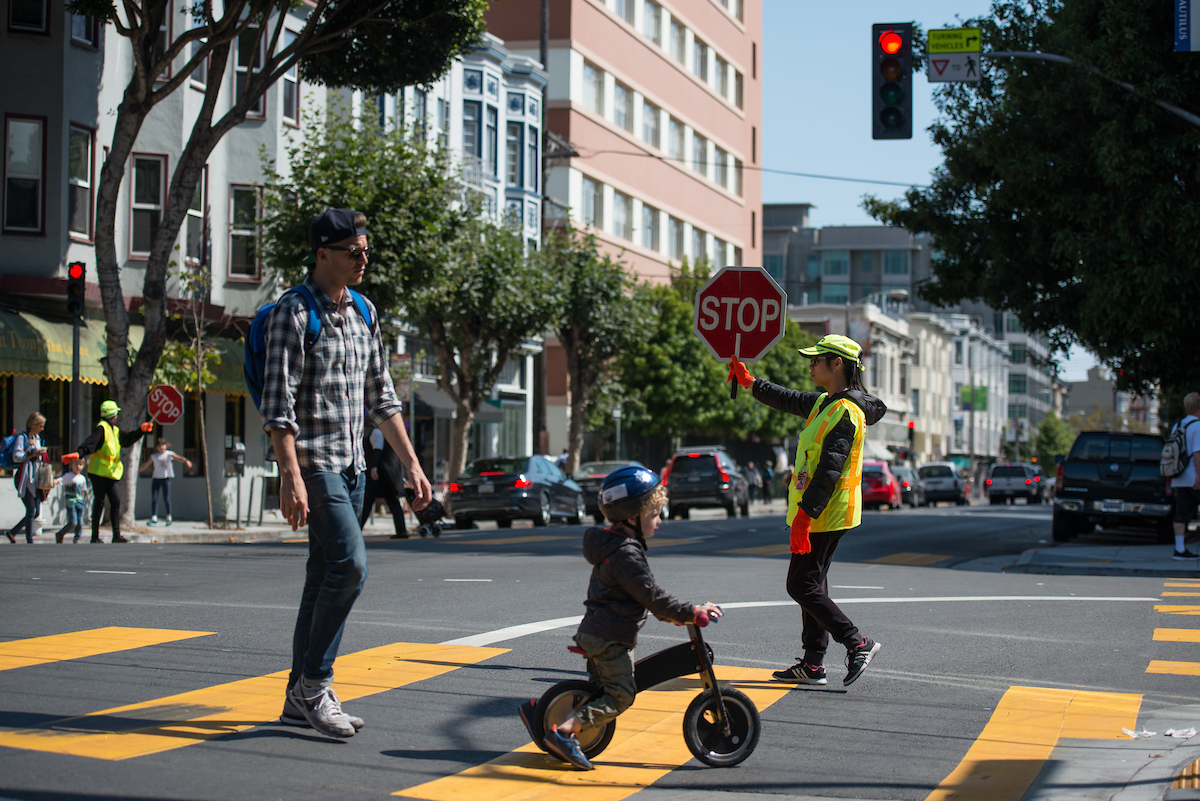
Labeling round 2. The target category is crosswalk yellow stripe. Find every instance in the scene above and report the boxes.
[1147,660,1200,676]
[454,535,570,545]
[0,641,506,761]
[393,667,791,801]
[1162,592,1200,597]
[924,687,1141,801]
[867,552,950,566]
[1155,605,1200,615]
[1165,582,1200,586]
[1154,628,1200,642]
[0,627,214,672]
[721,544,792,556]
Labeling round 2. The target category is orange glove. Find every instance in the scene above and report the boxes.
[61,452,79,464]
[790,510,812,554]
[727,356,755,389]
[140,422,154,432]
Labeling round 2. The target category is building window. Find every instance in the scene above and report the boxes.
[130,154,165,256]
[823,285,850,304]
[764,254,784,282]
[692,132,707,175]
[613,82,633,132]
[506,91,524,116]
[228,185,260,279]
[883,250,909,274]
[822,250,849,276]
[692,226,707,262]
[954,341,963,365]
[735,70,744,109]
[506,122,523,186]
[189,15,208,88]
[642,0,661,44]
[67,125,93,239]
[412,88,428,135]
[613,192,632,240]
[714,237,727,267]
[861,252,873,272]
[899,363,908,395]
[1009,373,1027,395]
[1010,344,1026,364]
[692,37,708,82]
[912,388,921,417]
[713,147,728,188]
[9,0,46,32]
[669,216,683,260]
[281,31,299,125]
[4,116,44,233]
[1006,315,1023,333]
[642,100,660,148]
[1008,403,1028,419]
[734,246,743,266]
[613,0,634,23]
[716,56,729,97]
[486,106,498,177]
[463,69,482,94]
[806,254,820,280]
[669,117,685,161]
[185,168,206,266]
[527,126,539,192]
[152,6,171,80]
[438,98,449,148]
[71,13,98,46]
[583,61,604,114]
[462,100,481,157]
[236,26,265,117]
[670,20,686,63]
[582,177,602,228]
[641,203,659,251]
[734,158,743,196]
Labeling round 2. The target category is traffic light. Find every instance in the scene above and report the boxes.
[907,419,915,447]
[66,262,85,317]
[872,23,913,140]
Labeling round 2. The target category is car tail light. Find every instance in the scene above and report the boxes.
[1056,463,1064,492]
[985,479,991,486]
[902,481,910,488]
[480,471,505,476]
[1025,479,1032,485]
[688,452,702,458]
[511,476,533,489]
[715,455,730,483]
[449,482,461,493]
[1034,476,1040,482]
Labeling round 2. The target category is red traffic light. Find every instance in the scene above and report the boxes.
[68,262,84,280]
[907,420,915,430]
[878,30,904,55]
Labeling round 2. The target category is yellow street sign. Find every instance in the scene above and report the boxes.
[928,27,982,53]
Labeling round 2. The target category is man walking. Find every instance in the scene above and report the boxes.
[1170,392,1200,560]
[261,208,431,738]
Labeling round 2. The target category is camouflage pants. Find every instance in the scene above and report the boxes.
[572,632,637,729]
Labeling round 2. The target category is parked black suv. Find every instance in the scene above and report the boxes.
[1052,431,1173,542]
[663,447,750,519]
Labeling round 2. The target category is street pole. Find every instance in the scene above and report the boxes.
[613,406,622,461]
[71,315,80,448]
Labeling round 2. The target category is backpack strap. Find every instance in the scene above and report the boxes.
[347,288,376,333]
[287,284,324,350]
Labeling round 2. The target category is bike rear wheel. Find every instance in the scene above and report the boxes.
[532,680,616,759]
[682,687,760,767]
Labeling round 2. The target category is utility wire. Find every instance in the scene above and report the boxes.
[574,148,926,188]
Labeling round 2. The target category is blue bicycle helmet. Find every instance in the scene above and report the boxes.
[599,466,661,523]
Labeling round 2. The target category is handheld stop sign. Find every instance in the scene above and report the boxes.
[692,266,788,398]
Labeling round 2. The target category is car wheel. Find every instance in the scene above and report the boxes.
[593,513,605,524]
[676,505,689,520]
[1156,519,1174,545]
[497,519,513,529]
[568,495,586,525]
[532,492,551,527]
[739,497,750,517]
[454,516,471,530]
[725,502,737,518]
[1052,508,1082,542]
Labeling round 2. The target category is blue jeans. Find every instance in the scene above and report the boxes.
[290,467,367,686]
[11,490,40,542]
[55,499,85,542]
[150,478,171,518]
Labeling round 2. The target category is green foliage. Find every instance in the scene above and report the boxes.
[153,258,220,392]
[615,267,814,443]
[864,0,1200,395]
[260,106,461,313]
[1033,410,1076,466]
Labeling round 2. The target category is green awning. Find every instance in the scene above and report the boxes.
[207,337,247,396]
[0,309,143,385]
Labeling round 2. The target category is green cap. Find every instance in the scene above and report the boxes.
[798,334,863,364]
[100,400,120,418]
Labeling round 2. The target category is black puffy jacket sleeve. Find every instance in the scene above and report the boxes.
[751,378,822,418]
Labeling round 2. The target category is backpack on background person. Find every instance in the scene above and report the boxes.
[1161,418,1197,478]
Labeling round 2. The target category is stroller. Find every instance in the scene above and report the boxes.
[404,487,445,538]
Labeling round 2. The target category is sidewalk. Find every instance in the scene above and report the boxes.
[1001,543,1200,578]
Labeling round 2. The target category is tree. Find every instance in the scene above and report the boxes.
[1033,410,1075,467]
[864,0,1200,396]
[543,227,648,474]
[403,210,562,480]
[68,0,486,514]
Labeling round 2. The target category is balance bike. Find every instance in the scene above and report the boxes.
[521,611,760,767]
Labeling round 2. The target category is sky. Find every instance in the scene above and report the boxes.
[760,0,1098,381]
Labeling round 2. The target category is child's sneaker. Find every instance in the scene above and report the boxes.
[771,661,827,685]
[543,725,593,770]
[517,699,537,743]
[148,517,158,526]
[165,516,173,527]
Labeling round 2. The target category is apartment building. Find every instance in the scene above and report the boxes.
[0,3,542,522]
[944,314,1010,470]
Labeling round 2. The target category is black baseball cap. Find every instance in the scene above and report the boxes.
[302,209,368,264]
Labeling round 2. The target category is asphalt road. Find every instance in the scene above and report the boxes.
[2,503,1197,801]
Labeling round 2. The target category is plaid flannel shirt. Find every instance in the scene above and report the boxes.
[260,277,403,473]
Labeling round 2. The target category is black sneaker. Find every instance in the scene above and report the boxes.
[543,725,593,770]
[771,661,827,685]
[1174,550,1199,560]
[112,535,129,544]
[844,639,882,686]
[517,699,537,743]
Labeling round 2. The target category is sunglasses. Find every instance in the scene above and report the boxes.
[324,245,372,259]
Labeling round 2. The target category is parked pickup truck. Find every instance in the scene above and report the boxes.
[1052,430,1173,543]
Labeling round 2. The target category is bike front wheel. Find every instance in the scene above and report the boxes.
[682,687,760,767]
[533,680,616,759]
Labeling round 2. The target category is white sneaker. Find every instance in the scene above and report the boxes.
[281,685,363,730]
[286,680,355,738]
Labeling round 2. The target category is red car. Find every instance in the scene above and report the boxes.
[861,460,902,510]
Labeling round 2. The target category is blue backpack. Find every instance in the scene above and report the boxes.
[244,284,374,410]
[0,430,20,469]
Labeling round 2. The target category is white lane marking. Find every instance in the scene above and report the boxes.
[439,596,1159,646]
[444,579,492,582]
[834,585,885,589]
[86,570,137,575]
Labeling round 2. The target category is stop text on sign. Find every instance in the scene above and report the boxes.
[697,295,782,334]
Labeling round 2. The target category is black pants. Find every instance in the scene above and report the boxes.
[358,482,406,536]
[785,529,862,665]
[90,473,121,542]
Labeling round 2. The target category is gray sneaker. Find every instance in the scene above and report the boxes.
[281,686,364,731]
[285,681,356,738]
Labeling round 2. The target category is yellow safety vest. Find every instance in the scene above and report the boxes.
[786,393,867,533]
[88,420,123,480]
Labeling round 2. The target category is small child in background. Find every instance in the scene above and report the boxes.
[139,439,192,526]
[53,458,89,544]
